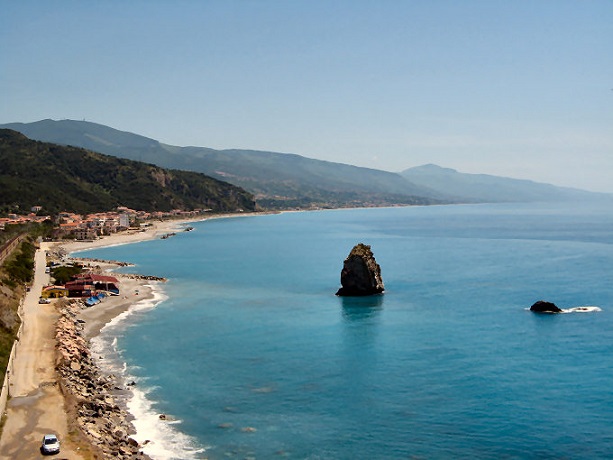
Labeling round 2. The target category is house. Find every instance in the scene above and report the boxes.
[64,280,95,297]
[55,221,80,239]
[41,285,69,299]
[74,227,98,241]
[119,213,130,229]
[71,273,120,295]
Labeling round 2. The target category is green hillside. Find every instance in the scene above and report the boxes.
[0,129,256,215]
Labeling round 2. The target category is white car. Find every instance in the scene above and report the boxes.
[41,434,60,455]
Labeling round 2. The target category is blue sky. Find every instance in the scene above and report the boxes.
[2,1,612,192]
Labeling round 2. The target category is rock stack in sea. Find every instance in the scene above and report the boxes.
[336,243,384,296]
[55,300,151,459]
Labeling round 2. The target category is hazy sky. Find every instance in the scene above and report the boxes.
[2,1,612,192]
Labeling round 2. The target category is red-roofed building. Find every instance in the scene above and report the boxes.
[64,280,95,297]
[67,273,120,296]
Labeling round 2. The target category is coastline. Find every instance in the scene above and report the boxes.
[2,203,609,458]
[0,213,251,459]
[55,216,209,458]
[55,212,267,457]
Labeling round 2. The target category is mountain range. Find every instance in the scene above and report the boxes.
[1,119,607,208]
[400,164,602,203]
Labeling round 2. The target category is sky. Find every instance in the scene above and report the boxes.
[1,1,612,192]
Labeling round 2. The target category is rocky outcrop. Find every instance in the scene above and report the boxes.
[55,300,151,459]
[530,300,563,313]
[336,243,384,296]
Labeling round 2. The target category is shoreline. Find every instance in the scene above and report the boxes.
[55,213,259,458]
[48,219,183,459]
[53,206,414,457]
[0,211,266,458]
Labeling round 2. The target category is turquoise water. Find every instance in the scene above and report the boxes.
[80,202,613,459]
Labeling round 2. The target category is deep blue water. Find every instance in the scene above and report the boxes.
[80,202,613,459]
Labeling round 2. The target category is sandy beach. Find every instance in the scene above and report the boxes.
[0,217,199,459]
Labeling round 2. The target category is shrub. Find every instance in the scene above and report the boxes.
[51,264,83,285]
[4,241,36,284]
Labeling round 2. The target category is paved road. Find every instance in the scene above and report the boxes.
[0,243,86,459]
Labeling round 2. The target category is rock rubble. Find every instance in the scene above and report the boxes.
[55,299,151,459]
[119,273,167,282]
[72,257,134,267]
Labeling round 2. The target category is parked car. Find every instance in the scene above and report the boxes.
[38,297,51,304]
[41,434,60,454]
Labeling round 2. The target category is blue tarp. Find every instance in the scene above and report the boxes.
[85,295,100,307]
[85,292,111,306]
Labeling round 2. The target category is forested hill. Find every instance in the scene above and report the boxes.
[0,129,256,215]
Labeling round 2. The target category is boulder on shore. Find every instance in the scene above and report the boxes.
[530,300,563,313]
[336,243,384,296]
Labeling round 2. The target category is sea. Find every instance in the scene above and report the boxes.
[76,201,613,460]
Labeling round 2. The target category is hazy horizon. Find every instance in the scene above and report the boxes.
[2,1,612,192]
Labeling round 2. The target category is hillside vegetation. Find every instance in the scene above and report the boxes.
[0,129,256,215]
[0,233,42,384]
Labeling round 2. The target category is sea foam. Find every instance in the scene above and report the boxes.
[91,284,207,459]
[523,305,603,314]
[562,306,603,313]
[127,382,208,459]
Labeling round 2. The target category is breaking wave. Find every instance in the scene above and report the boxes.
[561,306,602,313]
[91,284,207,459]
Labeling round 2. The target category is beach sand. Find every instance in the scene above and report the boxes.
[0,217,196,459]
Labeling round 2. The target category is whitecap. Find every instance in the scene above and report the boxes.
[127,382,207,460]
[561,306,602,313]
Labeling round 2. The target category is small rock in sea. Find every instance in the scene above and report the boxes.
[241,426,257,433]
[127,437,140,447]
[530,300,563,313]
